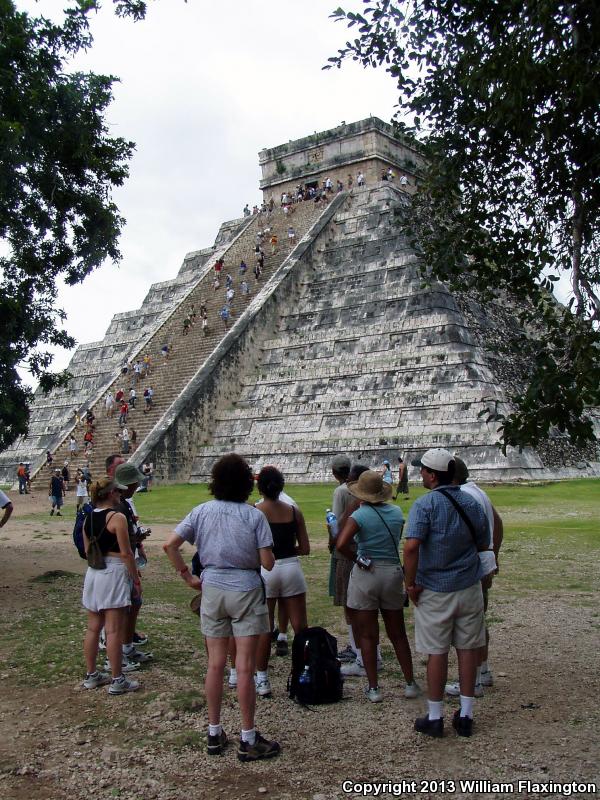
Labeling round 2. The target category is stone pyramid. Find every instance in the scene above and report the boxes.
[3,118,598,486]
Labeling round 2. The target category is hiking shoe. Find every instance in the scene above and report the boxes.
[445,681,484,698]
[237,732,281,762]
[452,709,473,737]
[107,675,140,695]
[50,509,54,516]
[275,639,288,657]
[133,632,148,646]
[56,511,62,516]
[404,680,422,699]
[124,647,153,663]
[479,669,494,687]
[337,645,356,662]
[82,670,111,689]
[341,661,366,677]
[207,729,228,756]
[414,714,444,738]
[365,686,383,703]
[255,677,272,697]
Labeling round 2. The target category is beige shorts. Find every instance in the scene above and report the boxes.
[200,584,269,638]
[414,583,485,655]
[347,563,406,611]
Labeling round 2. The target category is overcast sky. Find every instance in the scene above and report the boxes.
[17,0,401,386]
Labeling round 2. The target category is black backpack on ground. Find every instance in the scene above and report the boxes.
[288,626,343,705]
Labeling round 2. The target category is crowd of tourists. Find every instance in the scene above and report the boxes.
[75,446,502,762]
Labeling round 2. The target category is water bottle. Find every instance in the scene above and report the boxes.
[325,508,338,538]
[298,666,311,686]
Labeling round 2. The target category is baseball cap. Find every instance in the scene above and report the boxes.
[411,448,455,472]
[115,463,146,486]
[331,454,351,471]
[383,460,390,465]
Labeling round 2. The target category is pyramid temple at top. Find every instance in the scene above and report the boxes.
[2,117,599,486]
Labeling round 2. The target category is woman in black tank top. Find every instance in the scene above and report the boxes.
[81,477,139,693]
[254,467,310,695]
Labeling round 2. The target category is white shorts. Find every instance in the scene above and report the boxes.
[82,556,132,613]
[261,557,307,599]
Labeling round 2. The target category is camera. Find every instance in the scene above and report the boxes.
[355,554,372,570]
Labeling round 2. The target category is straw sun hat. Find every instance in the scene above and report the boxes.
[347,470,392,504]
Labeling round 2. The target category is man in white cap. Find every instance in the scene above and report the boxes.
[403,448,489,737]
[444,457,504,697]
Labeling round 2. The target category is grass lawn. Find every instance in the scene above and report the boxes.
[2,479,597,688]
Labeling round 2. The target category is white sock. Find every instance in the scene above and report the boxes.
[208,723,222,737]
[241,727,256,745]
[277,632,287,642]
[428,700,443,721]
[481,660,489,673]
[256,670,268,682]
[460,695,474,719]
[229,667,237,678]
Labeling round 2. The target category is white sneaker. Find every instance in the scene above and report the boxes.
[104,657,141,674]
[255,677,272,697]
[82,670,111,689]
[404,680,421,699]
[445,681,484,698]
[364,686,383,703]
[341,662,366,677]
[228,671,237,688]
[107,675,140,695]
[480,669,494,687]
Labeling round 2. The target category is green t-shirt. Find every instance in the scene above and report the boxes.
[351,503,404,561]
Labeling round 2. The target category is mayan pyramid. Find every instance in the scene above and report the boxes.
[3,118,598,486]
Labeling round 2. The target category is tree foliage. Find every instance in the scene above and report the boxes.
[327,0,600,451]
[0,0,149,450]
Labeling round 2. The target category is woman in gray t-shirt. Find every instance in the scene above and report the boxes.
[164,454,281,762]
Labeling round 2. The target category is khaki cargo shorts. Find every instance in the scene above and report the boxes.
[347,563,406,611]
[200,583,269,638]
[414,582,485,655]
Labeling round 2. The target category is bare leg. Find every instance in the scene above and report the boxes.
[457,648,478,696]
[426,653,449,702]
[353,609,379,688]
[381,608,414,683]
[205,637,228,725]
[282,594,307,633]
[277,601,289,638]
[84,610,104,674]
[105,608,125,679]
[234,635,259,731]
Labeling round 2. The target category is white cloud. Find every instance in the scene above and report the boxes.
[15,0,400,386]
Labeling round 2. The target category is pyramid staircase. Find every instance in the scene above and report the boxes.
[27,199,329,485]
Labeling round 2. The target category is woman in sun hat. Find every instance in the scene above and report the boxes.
[336,470,419,704]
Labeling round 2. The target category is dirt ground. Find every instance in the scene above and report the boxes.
[0,491,598,800]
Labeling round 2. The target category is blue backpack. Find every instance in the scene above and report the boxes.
[73,504,94,559]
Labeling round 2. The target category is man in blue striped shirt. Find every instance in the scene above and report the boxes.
[403,448,489,738]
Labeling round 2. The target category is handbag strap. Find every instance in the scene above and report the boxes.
[368,504,402,563]
[435,488,478,547]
